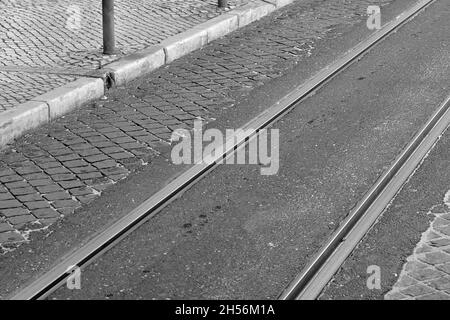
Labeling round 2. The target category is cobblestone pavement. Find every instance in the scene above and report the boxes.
[0,0,395,251]
[385,190,450,300]
[0,71,77,111]
[0,0,247,111]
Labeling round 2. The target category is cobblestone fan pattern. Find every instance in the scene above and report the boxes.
[0,0,247,110]
[385,191,450,300]
[0,0,395,250]
[0,71,77,111]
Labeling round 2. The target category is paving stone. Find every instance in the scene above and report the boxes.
[9,187,36,196]
[29,179,54,187]
[37,184,64,194]
[51,173,77,181]
[395,275,418,288]
[432,217,450,228]
[416,292,450,300]
[63,160,89,168]
[429,238,450,247]
[43,192,71,201]
[8,214,36,225]
[0,193,14,200]
[45,167,71,175]
[5,181,30,189]
[52,200,80,208]
[384,291,408,300]
[0,175,23,183]
[77,149,102,157]
[57,208,76,216]
[407,267,445,281]
[425,277,450,290]
[69,187,94,196]
[70,166,97,174]
[93,160,117,169]
[416,244,434,254]
[58,180,85,189]
[57,154,81,162]
[91,141,117,148]
[435,225,450,236]
[17,193,43,202]
[400,284,434,297]
[39,218,59,226]
[101,147,125,154]
[0,199,22,209]
[40,162,62,170]
[430,205,450,214]
[0,223,14,233]
[85,154,110,163]
[418,252,450,265]
[78,172,103,180]
[77,195,97,205]
[100,167,128,176]
[0,231,24,243]
[24,201,51,210]
[0,169,15,177]
[0,208,29,217]
[15,166,41,175]
[119,142,146,150]
[32,208,59,219]
[23,173,50,180]
[112,137,136,144]
[110,152,134,160]
[436,263,450,275]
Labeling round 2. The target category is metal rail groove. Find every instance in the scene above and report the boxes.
[278,0,443,300]
[10,0,435,300]
[279,92,450,300]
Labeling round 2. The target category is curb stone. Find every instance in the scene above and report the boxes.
[0,0,295,149]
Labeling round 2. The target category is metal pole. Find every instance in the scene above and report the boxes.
[102,0,115,55]
[218,0,227,8]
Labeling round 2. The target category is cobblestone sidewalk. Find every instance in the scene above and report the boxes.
[0,0,247,111]
[385,190,450,300]
[0,0,395,251]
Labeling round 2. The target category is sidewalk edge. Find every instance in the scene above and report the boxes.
[0,0,294,149]
[0,77,104,148]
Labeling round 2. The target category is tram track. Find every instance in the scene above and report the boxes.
[10,0,440,300]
